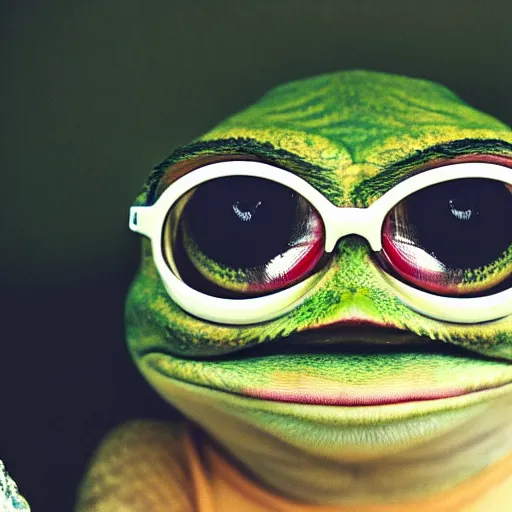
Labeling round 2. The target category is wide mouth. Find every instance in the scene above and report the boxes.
[139,328,512,407]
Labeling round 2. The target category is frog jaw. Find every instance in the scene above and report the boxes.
[127,234,512,413]
[129,267,512,494]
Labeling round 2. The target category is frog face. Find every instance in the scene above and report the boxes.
[126,71,512,460]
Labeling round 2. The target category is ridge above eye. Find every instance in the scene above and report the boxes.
[379,177,512,297]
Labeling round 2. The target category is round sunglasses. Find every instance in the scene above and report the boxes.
[129,160,512,325]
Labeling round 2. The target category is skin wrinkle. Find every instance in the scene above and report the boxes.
[146,139,347,207]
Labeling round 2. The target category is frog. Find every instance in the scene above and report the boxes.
[76,70,512,511]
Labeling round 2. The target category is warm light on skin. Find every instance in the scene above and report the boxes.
[76,71,512,511]
[140,360,512,504]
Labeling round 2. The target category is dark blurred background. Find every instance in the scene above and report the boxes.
[1,1,511,510]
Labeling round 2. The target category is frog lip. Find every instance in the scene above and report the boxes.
[140,330,512,407]
[225,332,511,405]
[240,385,474,406]
[142,350,512,407]
[147,326,446,360]
[217,326,476,359]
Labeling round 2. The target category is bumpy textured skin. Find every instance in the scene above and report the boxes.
[76,71,512,511]
[77,421,192,512]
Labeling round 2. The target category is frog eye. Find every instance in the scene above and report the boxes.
[379,178,512,296]
[162,176,326,297]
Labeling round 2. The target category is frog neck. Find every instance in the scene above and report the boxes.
[202,399,512,505]
[146,369,512,505]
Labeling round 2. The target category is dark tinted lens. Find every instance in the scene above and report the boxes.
[163,176,325,297]
[380,178,512,296]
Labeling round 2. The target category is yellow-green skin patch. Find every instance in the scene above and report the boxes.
[126,71,512,454]
[460,243,512,291]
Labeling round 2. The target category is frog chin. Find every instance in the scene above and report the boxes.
[135,321,512,460]
[138,353,512,464]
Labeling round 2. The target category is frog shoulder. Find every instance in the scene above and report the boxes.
[76,419,195,512]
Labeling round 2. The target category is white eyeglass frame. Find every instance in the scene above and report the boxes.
[129,160,512,325]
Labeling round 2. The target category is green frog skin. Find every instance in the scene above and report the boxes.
[77,71,512,511]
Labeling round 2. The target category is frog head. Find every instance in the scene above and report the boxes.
[126,71,512,502]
